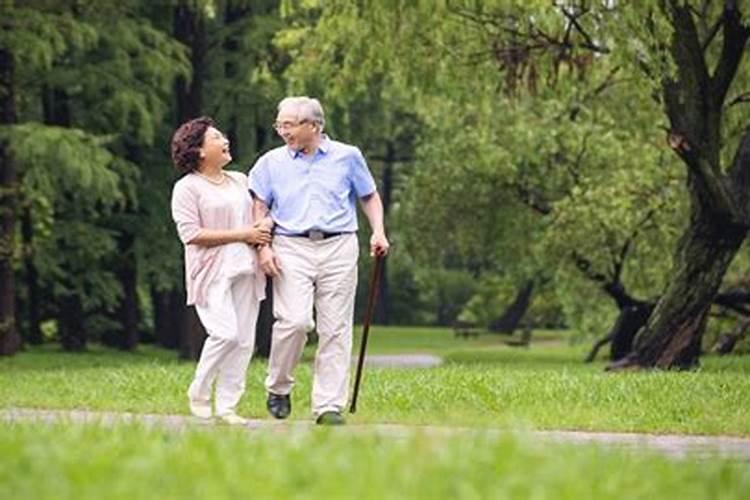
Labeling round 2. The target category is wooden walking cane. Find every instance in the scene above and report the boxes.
[349,254,384,414]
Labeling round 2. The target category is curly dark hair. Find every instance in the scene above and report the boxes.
[171,116,215,173]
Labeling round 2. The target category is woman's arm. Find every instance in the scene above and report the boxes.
[171,182,271,248]
[188,227,270,247]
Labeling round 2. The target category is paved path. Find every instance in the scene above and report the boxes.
[3,408,750,461]
[362,354,442,368]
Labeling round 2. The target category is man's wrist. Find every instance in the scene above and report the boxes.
[255,243,269,250]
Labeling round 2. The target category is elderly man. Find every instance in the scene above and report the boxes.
[248,96,389,425]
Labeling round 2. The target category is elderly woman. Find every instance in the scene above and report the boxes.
[170,116,271,425]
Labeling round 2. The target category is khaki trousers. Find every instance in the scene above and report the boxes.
[189,273,258,416]
[265,233,359,416]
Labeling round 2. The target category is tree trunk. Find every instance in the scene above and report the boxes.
[0,48,20,356]
[255,280,274,358]
[173,0,208,359]
[611,3,750,370]
[59,294,86,352]
[179,307,206,361]
[152,288,180,349]
[618,216,747,369]
[489,280,534,334]
[114,234,139,350]
[586,304,652,362]
[222,2,249,161]
[174,1,206,121]
[712,316,750,355]
[40,84,89,351]
[373,143,394,324]
[610,304,652,360]
[20,205,42,344]
[585,298,653,363]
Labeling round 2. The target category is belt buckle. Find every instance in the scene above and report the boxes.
[309,230,324,241]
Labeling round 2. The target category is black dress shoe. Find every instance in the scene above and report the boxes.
[267,393,291,419]
[315,411,345,426]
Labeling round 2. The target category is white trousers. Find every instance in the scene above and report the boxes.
[189,273,259,416]
[265,233,359,416]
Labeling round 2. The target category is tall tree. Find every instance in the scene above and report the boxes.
[205,0,287,355]
[0,2,101,354]
[614,1,750,369]
[173,0,210,360]
[0,44,20,355]
[283,1,750,369]
[3,1,189,353]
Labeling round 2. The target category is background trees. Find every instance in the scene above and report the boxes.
[2,0,750,368]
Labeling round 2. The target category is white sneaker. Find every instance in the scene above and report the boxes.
[216,412,249,425]
[189,400,212,419]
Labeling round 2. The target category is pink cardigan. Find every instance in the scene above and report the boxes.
[171,171,266,306]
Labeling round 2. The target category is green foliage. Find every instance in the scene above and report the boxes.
[8,124,121,204]
[2,1,192,343]
[205,0,286,164]
[276,0,718,337]
[1,4,99,74]
[5,0,750,348]
[415,268,478,325]
[70,17,189,144]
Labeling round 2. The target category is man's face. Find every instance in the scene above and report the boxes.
[274,109,317,152]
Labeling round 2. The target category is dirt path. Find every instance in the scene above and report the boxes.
[3,407,749,461]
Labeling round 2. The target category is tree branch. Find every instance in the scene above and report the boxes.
[560,5,608,54]
[572,252,648,310]
[712,284,750,316]
[726,91,750,107]
[726,128,750,222]
[710,1,750,107]
[515,183,552,215]
[613,210,656,282]
[700,13,724,52]
[668,131,742,221]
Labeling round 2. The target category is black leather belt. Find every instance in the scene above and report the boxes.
[284,231,349,241]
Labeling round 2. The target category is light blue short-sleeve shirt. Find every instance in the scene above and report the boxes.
[248,137,377,235]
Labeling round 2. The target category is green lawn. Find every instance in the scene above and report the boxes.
[1,423,748,500]
[2,328,750,499]
[348,325,564,355]
[1,327,749,436]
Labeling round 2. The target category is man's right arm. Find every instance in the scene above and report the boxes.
[252,198,271,228]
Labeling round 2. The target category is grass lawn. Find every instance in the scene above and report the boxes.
[348,325,564,355]
[2,327,750,499]
[1,326,749,436]
[1,423,749,500]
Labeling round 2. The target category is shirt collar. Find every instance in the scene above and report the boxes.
[286,135,331,159]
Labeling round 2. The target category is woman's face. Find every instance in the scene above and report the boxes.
[200,126,231,169]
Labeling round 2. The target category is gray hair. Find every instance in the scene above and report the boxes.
[278,96,326,131]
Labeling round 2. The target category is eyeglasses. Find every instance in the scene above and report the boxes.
[273,119,309,131]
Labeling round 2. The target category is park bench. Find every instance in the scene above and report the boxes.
[503,326,532,347]
[453,320,482,339]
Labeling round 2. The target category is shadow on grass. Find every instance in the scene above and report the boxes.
[443,347,750,375]
[0,344,185,373]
